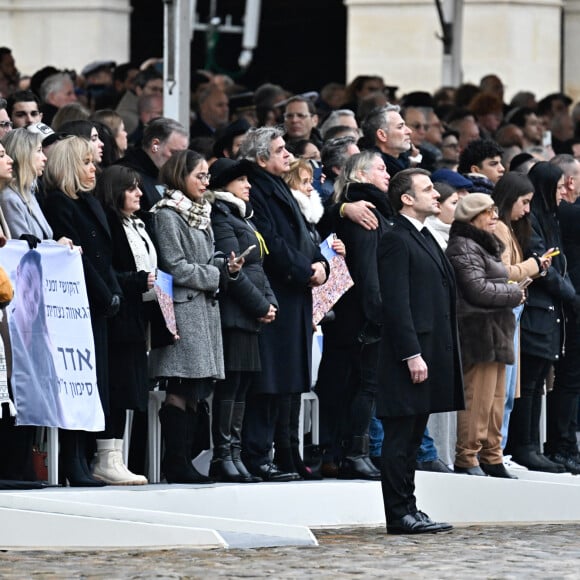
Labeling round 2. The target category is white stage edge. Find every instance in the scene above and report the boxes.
[0,470,579,549]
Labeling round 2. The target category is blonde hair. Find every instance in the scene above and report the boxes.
[333,151,380,202]
[91,109,123,137]
[44,136,93,199]
[1,128,42,201]
[284,158,313,191]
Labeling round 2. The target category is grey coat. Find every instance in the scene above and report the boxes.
[0,186,53,240]
[148,207,225,381]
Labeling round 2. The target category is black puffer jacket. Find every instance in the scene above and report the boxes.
[446,220,522,369]
[211,194,277,333]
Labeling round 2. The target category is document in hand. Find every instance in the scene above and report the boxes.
[312,234,354,325]
[154,269,178,338]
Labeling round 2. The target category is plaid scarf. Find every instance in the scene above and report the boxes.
[151,188,212,230]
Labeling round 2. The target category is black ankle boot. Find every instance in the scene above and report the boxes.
[338,435,381,481]
[273,446,301,480]
[59,429,105,487]
[159,405,213,484]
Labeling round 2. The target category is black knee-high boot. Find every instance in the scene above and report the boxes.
[231,402,260,482]
[159,405,212,484]
[209,399,244,482]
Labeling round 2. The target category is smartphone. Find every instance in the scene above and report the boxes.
[234,244,256,262]
[543,247,560,259]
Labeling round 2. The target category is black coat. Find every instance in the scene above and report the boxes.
[248,164,327,394]
[116,148,162,212]
[327,182,393,347]
[520,211,576,360]
[211,196,277,332]
[106,210,151,342]
[376,214,464,417]
[44,189,122,414]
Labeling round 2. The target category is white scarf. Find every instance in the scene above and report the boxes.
[213,190,248,218]
[290,188,324,225]
[122,215,158,301]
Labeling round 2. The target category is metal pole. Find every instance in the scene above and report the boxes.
[163,0,192,131]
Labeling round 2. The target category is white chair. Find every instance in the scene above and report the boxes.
[298,391,319,457]
[147,389,166,483]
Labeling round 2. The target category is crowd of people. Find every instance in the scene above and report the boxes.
[1,47,580,532]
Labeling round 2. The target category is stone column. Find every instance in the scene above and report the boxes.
[344,0,564,101]
[0,0,131,77]
[563,0,580,102]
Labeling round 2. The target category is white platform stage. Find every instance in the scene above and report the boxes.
[0,468,579,550]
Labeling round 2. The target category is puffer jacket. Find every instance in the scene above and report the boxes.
[446,220,523,369]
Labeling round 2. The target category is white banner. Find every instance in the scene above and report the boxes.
[1,241,104,430]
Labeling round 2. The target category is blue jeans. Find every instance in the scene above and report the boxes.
[369,416,384,457]
[417,427,438,462]
[502,304,524,450]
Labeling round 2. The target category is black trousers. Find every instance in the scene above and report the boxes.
[548,317,580,455]
[380,413,429,523]
[242,392,281,469]
[506,354,552,454]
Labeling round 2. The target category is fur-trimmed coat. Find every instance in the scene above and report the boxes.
[446,221,523,370]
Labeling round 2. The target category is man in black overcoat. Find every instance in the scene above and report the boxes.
[239,127,328,481]
[377,168,464,534]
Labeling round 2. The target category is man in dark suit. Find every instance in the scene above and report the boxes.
[377,168,464,534]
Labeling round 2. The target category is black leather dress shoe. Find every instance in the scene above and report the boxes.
[480,462,518,479]
[251,462,299,482]
[454,465,488,476]
[416,458,454,473]
[415,510,453,532]
[387,513,447,535]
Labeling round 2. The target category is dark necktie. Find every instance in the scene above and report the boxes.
[421,227,442,265]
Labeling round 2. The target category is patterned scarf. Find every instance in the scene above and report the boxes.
[150,188,212,230]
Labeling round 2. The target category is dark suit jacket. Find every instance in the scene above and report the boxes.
[376,214,464,417]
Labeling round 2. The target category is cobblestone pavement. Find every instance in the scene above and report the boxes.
[1,523,579,579]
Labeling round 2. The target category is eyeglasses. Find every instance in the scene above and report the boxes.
[284,113,312,120]
[0,121,13,129]
[13,111,40,118]
[481,205,499,216]
[195,173,210,183]
[410,123,430,131]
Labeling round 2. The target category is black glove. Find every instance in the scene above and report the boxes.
[104,294,121,317]
[19,234,41,249]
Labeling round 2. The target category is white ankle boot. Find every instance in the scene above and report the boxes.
[92,439,147,485]
[113,439,148,485]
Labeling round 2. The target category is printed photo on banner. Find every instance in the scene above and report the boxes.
[1,241,104,430]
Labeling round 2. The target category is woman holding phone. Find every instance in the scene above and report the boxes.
[507,162,577,472]
[208,158,277,482]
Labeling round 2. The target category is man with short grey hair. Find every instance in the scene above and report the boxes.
[39,72,77,126]
[362,105,412,177]
[239,127,328,482]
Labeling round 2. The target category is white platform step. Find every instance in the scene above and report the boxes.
[0,470,578,549]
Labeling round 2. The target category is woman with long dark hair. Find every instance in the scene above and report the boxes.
[94,165,159,485]
[506,162,576,472]
[149,150,242,484]
[492,172,551,457]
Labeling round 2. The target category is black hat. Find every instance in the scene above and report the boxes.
[212,118,251,158]
[209,158,252,191]
[401,91,434,108]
